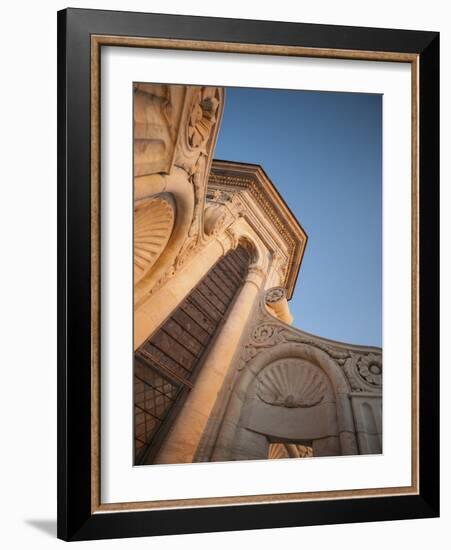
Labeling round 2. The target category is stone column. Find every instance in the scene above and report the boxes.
[134,231,233,350]
[153,264,267,464]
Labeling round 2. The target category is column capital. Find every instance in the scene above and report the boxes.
[245,263,267,289]
[217,227,239,255]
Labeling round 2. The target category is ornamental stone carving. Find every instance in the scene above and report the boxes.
[264,287,293,324]
[356,354,382,386]
[134,194,175,284]
[343,352,383,392]
[251,324,278,344]
[203,203,231,237]
[265,287,286,304]
[176,87,223,175]
[187,87,220,150]
[268,443,313,459]
[237,299,382,396]
[174,236,202,270]
[257,360,327,408]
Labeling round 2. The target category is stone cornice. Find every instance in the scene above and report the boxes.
[208,160,308,299]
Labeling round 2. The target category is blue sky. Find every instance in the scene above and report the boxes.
[214,87,382,347]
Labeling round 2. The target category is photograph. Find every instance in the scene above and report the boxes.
[53,6,440,541]
[133,83,383,466]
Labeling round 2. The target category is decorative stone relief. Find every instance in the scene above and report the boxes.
[356,354,382,386]
[145,265,176,298]
[265,287,286,304]
[240,318,350,370]
[174,88,223,259]
[174,236,203,271]
[268,443,290,459]
[264,287,293,324]
[237,299,382,395]
[343,352,383,392]
[143,86,224,288]
[187,87,220,150]
[187,154,207,239]
[251,324,280,344]
[206,187,246,221]
[295,444,314,458]
[207,189,232,203]
[257,360,327,408]
[203,203,231,237]
[268,443,313,459]
[176,87,222,176]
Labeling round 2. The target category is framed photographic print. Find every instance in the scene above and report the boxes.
[57,8,439,541]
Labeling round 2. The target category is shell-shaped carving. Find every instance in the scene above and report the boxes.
[268,443,313,459]
[134,194,175,284]
[257,360,327,408]
[268,443,290,459]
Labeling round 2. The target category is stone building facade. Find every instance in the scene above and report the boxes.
[133,83,382,466]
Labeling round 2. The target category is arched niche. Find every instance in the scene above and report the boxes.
[252,358,338,454]
[211,342,357,461]
[134,193,176,285]
[230,218,268,273]
[134,168,195,304]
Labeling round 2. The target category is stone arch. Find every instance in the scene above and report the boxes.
[226,219,269,274]
[238,235,260,266]
[134,169,196,301]
[211,341,357,461]
[246,342,351,395]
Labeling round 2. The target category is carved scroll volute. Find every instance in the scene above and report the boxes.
[343,352,383,392]
[265,287,294,325]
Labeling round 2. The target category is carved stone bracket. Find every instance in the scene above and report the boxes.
[264,287,293,324]
[203,203,232,237]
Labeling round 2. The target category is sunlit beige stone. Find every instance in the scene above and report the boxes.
[133,83,382,465]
